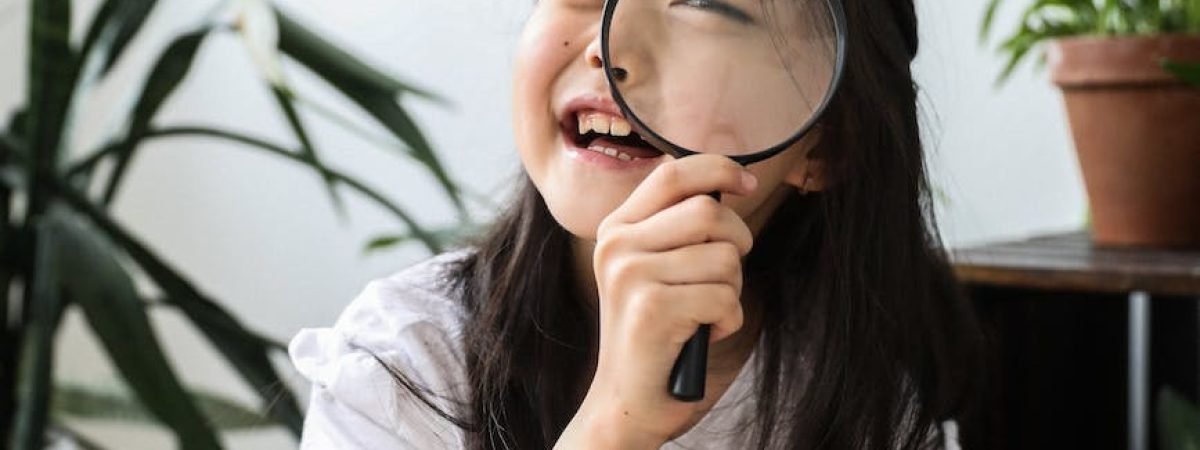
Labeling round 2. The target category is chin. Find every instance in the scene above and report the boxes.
[537,180,632,242]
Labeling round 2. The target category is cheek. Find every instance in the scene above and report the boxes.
[512,10,579,161]
[512,8,624,240]
[726,140,813,229]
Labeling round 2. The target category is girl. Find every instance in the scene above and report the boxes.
[289,0,983,448]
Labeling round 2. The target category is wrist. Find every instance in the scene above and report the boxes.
[556,401,664,450]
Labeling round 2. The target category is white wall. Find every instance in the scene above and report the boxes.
[915,1,1086,246]
[0,0,1084,448]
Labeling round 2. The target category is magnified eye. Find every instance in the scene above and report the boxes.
[671,0,756,25]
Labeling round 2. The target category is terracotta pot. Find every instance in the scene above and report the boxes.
[1049,34,1200,248]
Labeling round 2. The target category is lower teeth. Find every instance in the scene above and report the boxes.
[587,144,635,161]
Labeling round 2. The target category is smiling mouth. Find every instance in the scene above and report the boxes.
[566,111,665,161]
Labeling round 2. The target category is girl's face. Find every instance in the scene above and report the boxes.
[512,0,821,241]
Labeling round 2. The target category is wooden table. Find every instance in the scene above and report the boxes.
[952,232,1200,450]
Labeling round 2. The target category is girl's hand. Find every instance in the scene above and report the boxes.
[556,154,758,449]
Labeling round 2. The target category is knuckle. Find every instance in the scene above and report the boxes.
[717,285,742,316]
[722,211,754,255]
[593,227,622,260]
[710,286,744,337]
[724,303,745,332]
[739,229,754,255]
[627,286,664,322]
[607,255,642,285]
[654,162,682,189]
[685,195,722,221]
[595,216,618,241]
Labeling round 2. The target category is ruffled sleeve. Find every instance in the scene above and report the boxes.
[289,253,471,449]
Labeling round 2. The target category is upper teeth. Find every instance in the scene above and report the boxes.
[578,112,633,137]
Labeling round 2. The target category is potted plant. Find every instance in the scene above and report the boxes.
[982,0,1200,248]
[1,0,473,448]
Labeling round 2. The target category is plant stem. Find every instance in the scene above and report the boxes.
[9,227,62,450]
[0,138,13,450]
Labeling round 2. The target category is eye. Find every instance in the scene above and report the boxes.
[672,0,756,25]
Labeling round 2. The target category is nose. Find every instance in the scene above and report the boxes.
[585,29,628,82]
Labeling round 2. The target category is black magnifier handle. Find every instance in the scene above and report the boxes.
[668,190,722,402]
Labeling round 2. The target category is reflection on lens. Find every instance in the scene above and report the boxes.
[604,0,841,158]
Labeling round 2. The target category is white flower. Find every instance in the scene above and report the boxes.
[232,0,284,86]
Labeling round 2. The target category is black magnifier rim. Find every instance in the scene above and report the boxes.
[599,0,848,166]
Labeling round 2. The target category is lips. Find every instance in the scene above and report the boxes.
[559,96,665,162]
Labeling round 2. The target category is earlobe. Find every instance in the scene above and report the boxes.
[784,158,827,194]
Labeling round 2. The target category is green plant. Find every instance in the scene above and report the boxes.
[1165,60,1200,85]
[981,0,1200,83]
[1159,386,1200,450]
[1,0,472,448]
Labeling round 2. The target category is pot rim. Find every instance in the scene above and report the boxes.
[1049,33,1200,88]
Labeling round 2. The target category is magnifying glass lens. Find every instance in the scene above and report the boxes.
[603,0,841,159]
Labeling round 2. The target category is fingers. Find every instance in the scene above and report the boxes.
[604,242,744,290]
[605,195,754,256]
[621,283,745,346]
[605,155,757,226]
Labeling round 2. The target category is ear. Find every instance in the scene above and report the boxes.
[783,156,828,193]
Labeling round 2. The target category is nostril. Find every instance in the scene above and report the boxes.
[611,67,628,82]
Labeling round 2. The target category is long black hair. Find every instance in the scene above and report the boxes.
[389,0,982,448]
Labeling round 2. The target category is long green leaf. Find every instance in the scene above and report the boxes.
[49,422,107,450]
[346,91,466,215]
[364,222,484,256]
[0,125,18,449]
[54,383,273,431]
[271,86,346,217]
[79,0,157,77]
[981,0,1005,42]
[143,126,445,253]
[1189,0,1200,31]
[272,11,441,101]
[26,0,75,218]
[0,136,12,449]
[9,224,67,450]
[42,207,222,449]
[101,28,210,207]
[67,125,445,254]
[274,10,467,219]
[38,176,304,437]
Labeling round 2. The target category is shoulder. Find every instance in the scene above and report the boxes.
[335,248,472,350]
[288,249,474,448]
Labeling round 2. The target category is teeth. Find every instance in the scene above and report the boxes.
[591,115,611,134]
[610,118,631,136]
[576,111,642,162]
[586,143,638,162]
[576,112,633,137]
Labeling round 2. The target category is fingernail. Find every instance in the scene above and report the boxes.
[741,171,758,192]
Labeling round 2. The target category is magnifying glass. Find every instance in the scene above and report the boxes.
[599,0,847,401]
